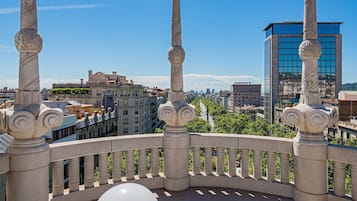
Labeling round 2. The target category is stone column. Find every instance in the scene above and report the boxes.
[0,0,63,201]
[158,0,195,191]
[282,1,337,201]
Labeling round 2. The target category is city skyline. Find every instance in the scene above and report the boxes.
[0,0,357,91]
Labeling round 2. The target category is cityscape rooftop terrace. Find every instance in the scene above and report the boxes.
[0,0,356,201]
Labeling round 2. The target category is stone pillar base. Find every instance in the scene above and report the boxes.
[6,138,50,201]
[294,187,327,201]
[293,135,328,201]
[164,176,190,191]
[163,128,190,191]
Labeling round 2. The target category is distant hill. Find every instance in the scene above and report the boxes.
[342,82,357,91]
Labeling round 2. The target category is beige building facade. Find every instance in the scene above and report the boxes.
[49,70,158,135]
[115,84,156,134]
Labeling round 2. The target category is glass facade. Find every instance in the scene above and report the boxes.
[264,38,272,121]
[278,36,302,102]
[278,36,337,101]
[265,23,341,37]
[264,22,341,123]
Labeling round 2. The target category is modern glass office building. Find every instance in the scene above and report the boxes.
[263,22,342,123]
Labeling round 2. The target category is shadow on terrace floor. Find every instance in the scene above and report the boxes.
[152,188,292,201]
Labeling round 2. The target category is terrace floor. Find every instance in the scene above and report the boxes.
[152,188,293,201]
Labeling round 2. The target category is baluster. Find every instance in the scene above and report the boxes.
[241,149,249,178]
[193,147,201,175]
[280,153,289,184]
[151,148,159,177]
[112,152,121,183]
[352,164,357,200]
[138,149,147,178]
[126,150,134,180]
[205,147,212,175]
[333,161,345,196]
[253,150,262,179]
[84,155,94,188]
[228,148,236,176]
[267,151,276,181]
[216,147,224,175]
[99,153,108,185]
[69,158,79,192]
[52,160,64,197]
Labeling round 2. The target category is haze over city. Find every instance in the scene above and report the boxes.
[1,0,357,91]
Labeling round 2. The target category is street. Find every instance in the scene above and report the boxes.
[199,100,215,132]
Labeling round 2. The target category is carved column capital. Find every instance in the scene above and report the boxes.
[282,104,337,135]
[0,105,63,140]
[158,101,195,128]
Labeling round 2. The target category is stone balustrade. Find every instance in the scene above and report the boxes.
[45,133,298,201]
[190,134,293,198]
[328,144,357,201]
[1,133,357,201]
[49,134,164,201]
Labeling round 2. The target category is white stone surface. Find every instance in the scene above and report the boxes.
[0,1,63,201]
[157,0,196,191]
[282,1,338,201]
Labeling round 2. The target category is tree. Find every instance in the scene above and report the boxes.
[187,118,211,133]
[269,123,296,138]
[242,118,269,136]
[215,113,250,134]
[189,96,201,115]
[154,128,163,133]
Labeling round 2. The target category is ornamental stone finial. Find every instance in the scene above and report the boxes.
[282,0,337,135]
[0,0,63,140]
[158,0,195,128]
[168,0,186,102]
[283,2,338,200]
[0,1,63,200]
[159,0,195,192]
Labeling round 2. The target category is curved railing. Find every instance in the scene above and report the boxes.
[1,133,356,201]
[49,133,295,201]
[337,121,357,129]
[50,134,164,201]
[189,133,293,198]
[328,144,357,201]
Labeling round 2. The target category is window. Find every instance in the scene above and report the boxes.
[123,110,128,115]
[123,128,129,134]
[53,130,60,141]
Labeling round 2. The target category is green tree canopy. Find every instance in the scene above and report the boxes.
[215,113,250,134]
[187,118,211,133]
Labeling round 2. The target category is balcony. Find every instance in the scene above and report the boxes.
[1,133,356,201]
[1,0,356,200]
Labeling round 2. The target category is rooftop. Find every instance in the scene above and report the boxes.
[0,0,357,201]
[263,21,343,31]
[152,187,292,201]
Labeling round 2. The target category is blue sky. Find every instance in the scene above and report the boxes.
[0,0,356,91]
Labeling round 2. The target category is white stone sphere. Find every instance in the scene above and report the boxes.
[98,183,157,201]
